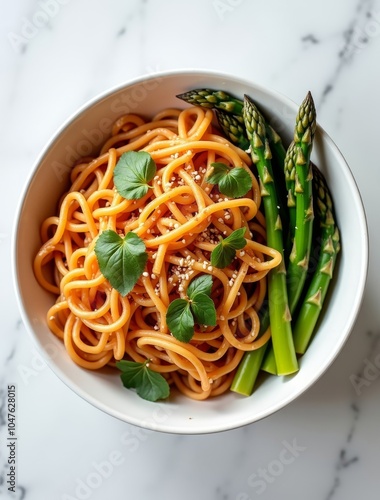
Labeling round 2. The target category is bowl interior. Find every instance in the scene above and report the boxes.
[13,70,368,434]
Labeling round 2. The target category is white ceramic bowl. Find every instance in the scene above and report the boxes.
[12,70,368,434]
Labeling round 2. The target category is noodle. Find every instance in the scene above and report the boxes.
[34,106,281,400]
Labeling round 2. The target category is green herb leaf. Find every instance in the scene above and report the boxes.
[211,227,247,268]
[116,360,170,401]
[166,275,218,342]
[114,151,157,200]
[190,293,217,326]
[206,162,252,198]
[166,299,194,342]
[187,274,213,298]
[94,230,148,296]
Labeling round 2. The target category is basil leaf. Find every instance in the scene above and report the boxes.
[190,293,217,326]
[166,298,194,342]
[114,151,157,200]
[211,227,246,268]
[210,242,235,269]
[223,227,247,248]
[116,360,170,402]
[206,162,230,184]
[206,162,252,198]
[187,274,213,299]
[94,230,147,296]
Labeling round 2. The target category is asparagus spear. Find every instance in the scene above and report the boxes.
[266,124,287,168]
[293,165,340,354]
[261,93,316,374]
[177,88,289,161]
[243,94,298,376]
[260,143,296,373]
[284,141,297,260]
[176,89,244,114]
[286,92,316,313]
[266,124,289,243]
[230,308,270,396]
[214,109,250,151]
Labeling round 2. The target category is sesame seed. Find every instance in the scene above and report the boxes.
[142,272,149,277]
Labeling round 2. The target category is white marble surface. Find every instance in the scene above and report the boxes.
[1,0,380,498]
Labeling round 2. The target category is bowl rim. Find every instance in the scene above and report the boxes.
[11,68,369,434]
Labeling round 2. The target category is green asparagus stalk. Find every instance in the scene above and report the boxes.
[176,89,244,114]
[230,308,270,396]
[214,109,250,151]
[286,92,316,313]
[284,141,297,259]
[265,124,289,244]
[266,124,287,168]
[177,88,289,161]
[243,94,298,376]
[261,93,316,374]
[293,165,340,353]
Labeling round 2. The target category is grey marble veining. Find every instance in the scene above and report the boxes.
[1,0,380,499]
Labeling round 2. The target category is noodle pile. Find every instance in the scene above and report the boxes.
[34,106,281,400]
